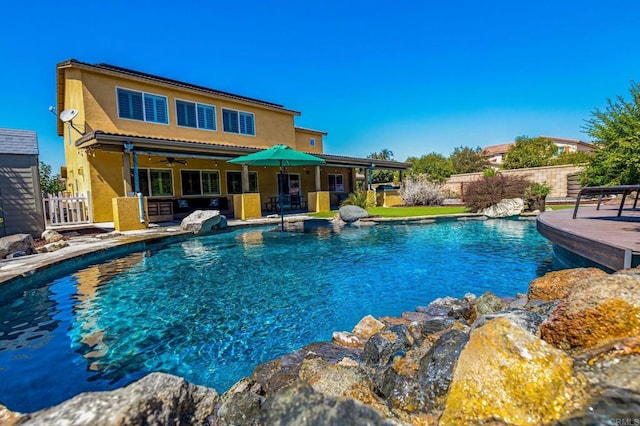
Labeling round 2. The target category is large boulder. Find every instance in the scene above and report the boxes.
[34,240,69,254]
[260,381,400,426]
[215,378,263,426]
[417,329,469,410]
[338,205,369,223]
[0,233,34,259]
[298,357,393,418]
[440,318,587,425]
[540,274,640,350]
[0,403,21,425]
[528,267,607,301]
[480,198,525,218]
[363,325,415,367]
[19,372,218,425]
[41,229,64,243]
[180,210,226,235]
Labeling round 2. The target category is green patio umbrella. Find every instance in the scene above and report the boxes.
[228,144,326,230]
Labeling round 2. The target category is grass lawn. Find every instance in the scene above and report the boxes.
[308,206,470,218]
[547,204,575,210]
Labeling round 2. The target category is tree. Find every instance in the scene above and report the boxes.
[502,136,557,169]
[449,146,489,174]
[39,162,65,194]
[406,153,454,182]
[551,151,592,166]
[582,81,640,186]
[367,149,395,183]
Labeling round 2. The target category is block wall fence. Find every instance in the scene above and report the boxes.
[442,164,584,199]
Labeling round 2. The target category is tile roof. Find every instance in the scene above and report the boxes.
[0,128,38,155]
[75,131,412,169]
[482,143,513,155]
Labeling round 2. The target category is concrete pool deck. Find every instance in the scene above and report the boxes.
[0,214,314,285]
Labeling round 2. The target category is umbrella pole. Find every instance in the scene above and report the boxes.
[279,161,284,231]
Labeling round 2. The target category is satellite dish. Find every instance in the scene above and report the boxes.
[59,109,79,123]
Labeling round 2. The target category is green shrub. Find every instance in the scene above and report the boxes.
[341,190,370,209]
[525,182,552,198]
[464,174,531,212]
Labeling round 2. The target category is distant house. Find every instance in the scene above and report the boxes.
[0,129,45,237]
[483,136,594,166]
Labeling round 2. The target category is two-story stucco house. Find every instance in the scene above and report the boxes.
[55,60,410,225]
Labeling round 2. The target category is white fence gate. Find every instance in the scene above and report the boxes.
[42,192,92,227]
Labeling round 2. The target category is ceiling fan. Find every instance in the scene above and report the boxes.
[155,157,187,166]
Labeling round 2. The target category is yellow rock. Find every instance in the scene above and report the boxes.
[440,318,586,426]
[528,267,606,301]
[352,315,387,340]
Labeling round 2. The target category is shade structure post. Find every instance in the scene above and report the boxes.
[279,160,284,231]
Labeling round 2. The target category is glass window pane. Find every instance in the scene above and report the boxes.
[202,171,220,194]
[177,101,197,127]
[181,170,201,195]
[223,109,239,133]
[249,172,258,193]
[198,104,216,130]
[226,171,242,194]
[239,112,254,135]
[118,89,144,120]
[131,168,150,195]
[150,169,173,196]
[144,94,168,124]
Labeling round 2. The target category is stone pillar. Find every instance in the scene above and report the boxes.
[233,193,261,219]
[242,165,250,193]
[308,191,330,212]
[112,197,148,231]
[366,190,376,207]
[122,153,132,195]
[315,166,322,191]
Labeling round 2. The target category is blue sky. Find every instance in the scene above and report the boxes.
[1,1,639,172]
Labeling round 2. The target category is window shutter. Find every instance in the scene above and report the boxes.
[223,109,239,133]
[198,105,216,130]
[239,112,254,135]
[118,89,144,120]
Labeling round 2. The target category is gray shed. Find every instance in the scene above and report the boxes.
[0,128,45,237]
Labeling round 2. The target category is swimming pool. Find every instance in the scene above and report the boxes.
[0,219,566,412]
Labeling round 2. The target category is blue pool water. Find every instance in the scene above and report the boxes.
[0,219,566,412]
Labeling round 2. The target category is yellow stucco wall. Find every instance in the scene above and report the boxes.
[308,191,331,212]
[294,128,324,154]
[232,193,261,219]
[76,69,297,148]
[112,197,148,231]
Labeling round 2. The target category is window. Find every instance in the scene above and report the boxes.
[277,173,300,195]
[222,108,255,135]
[328,174,344,192]
[176,100,216,130]
[131,168,174,196]
[310,138,315,147]
[226,171,258,194]
[117,88,168,124]
[181,170,221,195]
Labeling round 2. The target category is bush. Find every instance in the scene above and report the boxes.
[400,175,445,206]
[464,174,531,212]
[341,190,370,209]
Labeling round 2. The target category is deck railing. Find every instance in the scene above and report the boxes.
[42,191,92,226]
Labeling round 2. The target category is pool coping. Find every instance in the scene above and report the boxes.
[0,212,491,286]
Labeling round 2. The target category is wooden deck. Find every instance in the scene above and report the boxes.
[537,203,640,270]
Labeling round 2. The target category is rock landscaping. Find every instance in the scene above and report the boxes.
[3,267,640,425]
